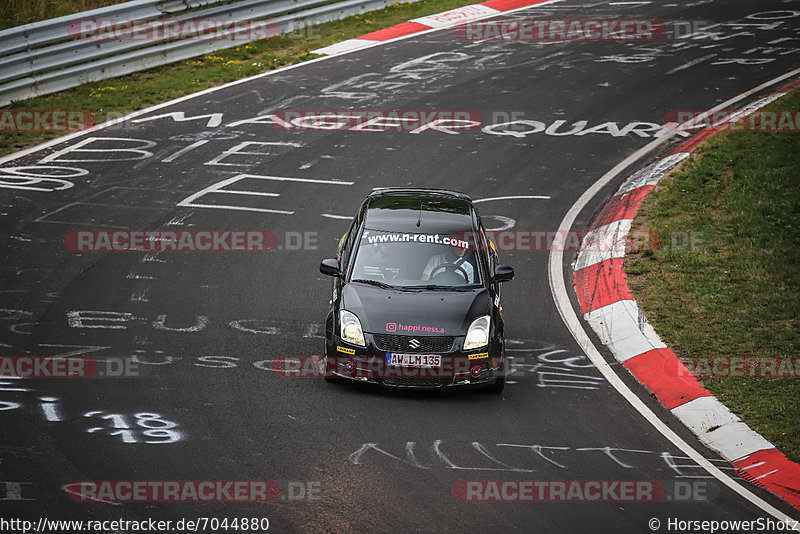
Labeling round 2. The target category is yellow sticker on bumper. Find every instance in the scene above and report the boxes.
[468,352,489,360]
[336,346,355,355]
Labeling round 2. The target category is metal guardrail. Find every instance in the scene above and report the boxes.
[0,0,420,107]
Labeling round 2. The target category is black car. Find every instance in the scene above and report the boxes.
[319,188,514,393]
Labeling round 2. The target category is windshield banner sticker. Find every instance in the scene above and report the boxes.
[363,231,469,250]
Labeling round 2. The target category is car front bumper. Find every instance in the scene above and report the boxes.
[325,332,503,389]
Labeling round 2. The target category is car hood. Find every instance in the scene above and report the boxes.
[341,282,490,336]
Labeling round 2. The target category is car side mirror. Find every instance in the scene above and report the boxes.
[492,265,514,283]
[320,258,340,277]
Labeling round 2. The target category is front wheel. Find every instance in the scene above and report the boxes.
[484,376,505,394]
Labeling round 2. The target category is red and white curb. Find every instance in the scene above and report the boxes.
[314,0,551,55]
[573,79,800,510]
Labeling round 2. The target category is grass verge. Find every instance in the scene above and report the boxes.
[1,0,127,30]
[1,0,480,157]
[626,89,800,463]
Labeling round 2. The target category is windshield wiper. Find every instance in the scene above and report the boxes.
[351,279,422,292]
[351,278,394,289]
[403,284,471,291]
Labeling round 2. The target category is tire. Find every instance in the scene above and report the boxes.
[484,348,505,394]
[484,376,505,394]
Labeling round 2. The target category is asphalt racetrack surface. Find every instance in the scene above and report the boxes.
[2,0,799,531]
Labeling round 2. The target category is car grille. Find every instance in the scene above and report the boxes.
[383,377,447,387]
[372,334,455,353]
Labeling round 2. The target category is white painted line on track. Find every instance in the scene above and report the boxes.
[549,66,800,525]
[0,0,564,166]
[1,0,798,519]
[233,174,353,185]
[161,140,208,163]
[666,54,717,75]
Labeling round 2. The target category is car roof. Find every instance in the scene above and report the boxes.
[368,187,473,201]
[362,189,477,234]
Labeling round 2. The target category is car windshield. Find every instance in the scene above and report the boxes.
[350,228,483,289]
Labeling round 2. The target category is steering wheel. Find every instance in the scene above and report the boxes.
[429,262,469,282]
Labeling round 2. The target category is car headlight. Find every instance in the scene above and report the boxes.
[464,315,490,350]
[340,310,365,347]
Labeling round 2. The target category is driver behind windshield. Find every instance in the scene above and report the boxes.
[421,242,474,283]
[358,242,400,280]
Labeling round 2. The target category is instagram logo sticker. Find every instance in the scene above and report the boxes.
[386,323,397,332]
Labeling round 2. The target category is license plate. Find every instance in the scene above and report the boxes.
[386,353,441,368]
